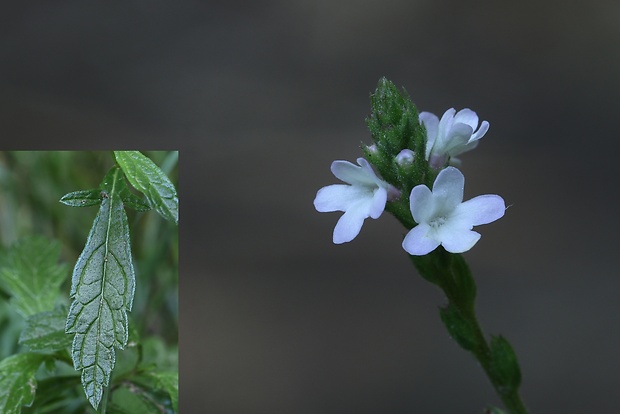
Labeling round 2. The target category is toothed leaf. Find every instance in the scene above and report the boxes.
[65,167,136,409]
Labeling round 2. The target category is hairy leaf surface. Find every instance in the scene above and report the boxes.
[0,236,68,317]
[19,306,72,353]
[64,167,136,409]
[114,151,178,224]
[0,353,46,413]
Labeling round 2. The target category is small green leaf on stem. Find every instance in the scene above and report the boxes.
[439,303,478,352]
[443,251,477,306]
[0,353,46,413]
[488,335,522,394]
[60,189,103,207]
[114,151,178,224]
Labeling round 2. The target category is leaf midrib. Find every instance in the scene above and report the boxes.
[94,168,118,381]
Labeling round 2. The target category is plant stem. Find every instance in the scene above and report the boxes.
[411,248,529,414]
[456,299,528,414]
[99,386,109,414]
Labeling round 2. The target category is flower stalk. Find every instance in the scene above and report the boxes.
[411,249,528,414]
[313,77,529,413]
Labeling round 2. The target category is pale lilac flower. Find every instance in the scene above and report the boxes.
[314,158,399,244]
[419,108,489,169]
[402,167,505,255]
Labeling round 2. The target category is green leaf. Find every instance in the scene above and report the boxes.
[20,375,82,414]
[119,190,152,212]
[59,189,103,207]
[19,306,73,354]
[146,371,178,413]
[108,383,174,414]
[0,353,46,413]
[439,303,478,352]
[65,167,136,410]
[60,184,151,213]
[114,151,178,224]
[488,335,522,394]
[0,236,68,317]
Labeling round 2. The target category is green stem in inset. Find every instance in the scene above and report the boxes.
[99,386,109,414]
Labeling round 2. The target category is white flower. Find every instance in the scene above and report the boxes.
[402,167,505,255]
[419,108,489,169]
[314,158,399,244]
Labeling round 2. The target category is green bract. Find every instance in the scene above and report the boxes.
[363,78,432,230]
[114,151,179,224]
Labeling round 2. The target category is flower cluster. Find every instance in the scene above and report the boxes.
[314,103,505,255]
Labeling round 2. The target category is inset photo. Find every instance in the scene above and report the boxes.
[0,151,178,414]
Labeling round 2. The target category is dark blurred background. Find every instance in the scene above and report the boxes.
[2,0,620,412]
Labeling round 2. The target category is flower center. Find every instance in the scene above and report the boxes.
[429,216,447,228]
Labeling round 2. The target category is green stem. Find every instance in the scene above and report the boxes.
[410,248,529,414]
[457,299,528,414]
[99,386,109,414]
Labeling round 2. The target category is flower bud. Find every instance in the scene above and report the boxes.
[396,149,415,165]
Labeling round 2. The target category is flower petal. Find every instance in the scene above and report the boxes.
[431,167,464,214]
[409,184,434,224]
[442,123,473,156]
[330,159,376,186]
[419,112,439,159]
[455,195,505,226]
[437,108,456,142]
[356,158,387,187]
[402,224,440,255]
[333,206,367,244]
[470,120,489,142]
[453,140,480,157]
[453,108,479,130]
[369,186,387,219]
[440,229,481,253]
[314,184,371,212]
